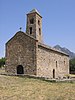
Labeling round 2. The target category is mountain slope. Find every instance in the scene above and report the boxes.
[54,45,75,59]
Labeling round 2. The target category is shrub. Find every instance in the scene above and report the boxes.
[0,57,5,68]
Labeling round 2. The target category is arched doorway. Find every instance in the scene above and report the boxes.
[53,69,55,78]
[17,65,24,74]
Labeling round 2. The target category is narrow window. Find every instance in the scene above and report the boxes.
[30,27,32,34]
[53,69,55,78]
[30,18,34,24]
[38,20,40,25]
[56,61,57,68]
[64,61,65,65]
[39,28,41,35]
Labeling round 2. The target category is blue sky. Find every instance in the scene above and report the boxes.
[0,0,75,58]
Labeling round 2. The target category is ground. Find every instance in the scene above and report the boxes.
[0,74,75,100]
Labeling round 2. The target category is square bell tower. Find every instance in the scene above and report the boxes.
[26,9,43,43]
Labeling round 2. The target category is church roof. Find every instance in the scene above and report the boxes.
[27,9,42,18]
[38,43,69,56]
[6,31,69,57]
[30,9,40,14]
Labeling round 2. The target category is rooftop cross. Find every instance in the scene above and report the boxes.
[19,27,22,31]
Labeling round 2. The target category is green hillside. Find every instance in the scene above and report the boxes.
[0,75,75,100]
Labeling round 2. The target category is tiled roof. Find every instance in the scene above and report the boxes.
[38,43,69,56]
[27,9,42,17]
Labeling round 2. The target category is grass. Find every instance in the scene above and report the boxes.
[0,67,5,74]
[0,75,75,100]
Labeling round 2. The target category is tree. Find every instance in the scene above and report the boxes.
[0,57,5,68]
[70,58,75,74]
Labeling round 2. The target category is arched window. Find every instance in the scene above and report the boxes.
[17,65,24,74]
[56,61,57,68]
[64,61,65,65]
[30,18,34,24]
[38,20,40,25]
[39,28,41,35]
[30,27,32,34]
[53,69,55,78]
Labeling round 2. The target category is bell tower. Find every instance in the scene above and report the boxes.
[26,9,42,43]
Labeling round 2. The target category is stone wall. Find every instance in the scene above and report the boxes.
[5,9,69,78]
[5,31,37,75]
[26,12,42,43]
[37,44,69,79]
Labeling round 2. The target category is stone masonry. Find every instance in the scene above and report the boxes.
[5,9,69,78]
[5,32,37,75]
[37,43,69,78]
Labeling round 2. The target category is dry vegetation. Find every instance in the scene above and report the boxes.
[0,74,75,100]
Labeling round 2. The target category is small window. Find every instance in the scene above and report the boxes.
[56,61,57,68]
[53,69,55,78]
[64,61,65,65]
[39,28,41,35]
[30,27,32,34]
[38,20,40,25]
[30,18,34,24]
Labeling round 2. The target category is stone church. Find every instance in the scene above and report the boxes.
[5,9,69,79]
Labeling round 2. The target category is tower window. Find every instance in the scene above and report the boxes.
[30,18,34,24]
[30,27,32,34]
[38,20,40,25]
[39,28,41,35]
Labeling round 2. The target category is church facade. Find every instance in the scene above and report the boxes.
[5,9,69,79]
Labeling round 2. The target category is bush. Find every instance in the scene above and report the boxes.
[70,58,75,73]
[0,57,5,68]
